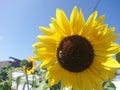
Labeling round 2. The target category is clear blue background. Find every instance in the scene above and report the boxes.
[0,0,120,61]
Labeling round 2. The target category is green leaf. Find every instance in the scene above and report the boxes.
[0,66,9,82]
[0,82,4,90]
[3,81,11,90]
[50,82,61,90]
[33,81,48,90]
[116,52,120,63]
[103,81,116,90]
[16,76,21,89]
[32,69,49,90]
[0,81,11,90]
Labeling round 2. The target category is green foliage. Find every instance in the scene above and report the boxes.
[8,66,12,89]
[0,62,118,90]
[16,76,21,89]
[116,52,120,63]
[0,66,9,82]
[0,81,11,90]
[50,82,61,90]
[32,69,49,90]
[103,81,116,90]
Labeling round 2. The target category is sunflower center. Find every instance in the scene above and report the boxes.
[57,35,94,72]
[26,61,33,70]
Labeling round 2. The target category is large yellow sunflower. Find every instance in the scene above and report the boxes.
[33,6,120,90]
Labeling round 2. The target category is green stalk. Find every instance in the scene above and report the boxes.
[25,69,29,90]
[8,65,12,90]
[16,76,21,90]
[32,73,36,88]
[22,82,26,90]
[60,85,64,90]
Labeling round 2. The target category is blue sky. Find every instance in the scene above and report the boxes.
[0,0,120,61]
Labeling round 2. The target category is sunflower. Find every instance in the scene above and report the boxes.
[33,6,120,90]
[22,57,36,75]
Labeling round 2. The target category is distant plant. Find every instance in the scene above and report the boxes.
[0,65,9,82]
[0,81,11,90]
[0,64,12,90]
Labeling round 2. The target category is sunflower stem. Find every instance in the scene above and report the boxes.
[8,64,12,90]
[25,69,29,90]
[60,85,64,90]
[32,73,36,88]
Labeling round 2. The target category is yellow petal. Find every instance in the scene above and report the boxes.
[61,70,73,87]
[70,6,79,34]
[48,78,57,86]
[98,58,120,68]
[56,8,72,35]
[78,10,85,35]
[40,56,56,68]
[94,15,105,27]
[90,62,116,82]
[47,63,63,85]
[87,11,98,24]
[81,71,92,90]
[37,35,58,47]
[86,69,102,89]
[39,26,54,35]
[51,18,66,36]
[81,11,98,37]
[32,42,43,48]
